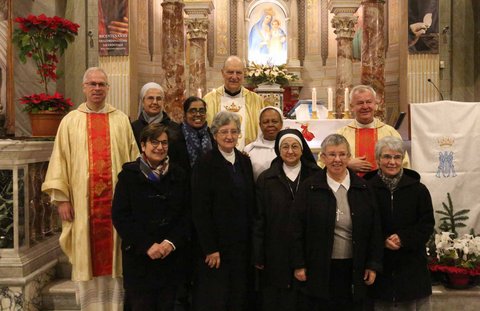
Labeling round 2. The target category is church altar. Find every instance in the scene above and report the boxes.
[283,119,352,152]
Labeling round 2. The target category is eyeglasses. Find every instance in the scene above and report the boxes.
[280,144,302,152]
[145,96,163,102]
[217,129,239,136]
[149,139,168,148]
[380,154,403,161]
[84,82,109,88]
[187,108,207,115]
[323,152,349,160]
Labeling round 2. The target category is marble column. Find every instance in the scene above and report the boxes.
[184,1,213,99]
[331,15,358,118]
[186,19,208,98]
[161,0,186,122]
[361,0,385,120]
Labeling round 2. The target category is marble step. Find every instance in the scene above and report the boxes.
[55,254,72,279]
[41,279,80,310]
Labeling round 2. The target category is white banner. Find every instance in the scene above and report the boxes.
[411,101,480,234]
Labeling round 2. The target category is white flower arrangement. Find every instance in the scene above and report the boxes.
[245,62,298,87]
[430,232,480,274]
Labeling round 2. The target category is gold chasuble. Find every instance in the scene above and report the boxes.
[87,114,114,277]
[42,103,139,281]
[355,128,378,176]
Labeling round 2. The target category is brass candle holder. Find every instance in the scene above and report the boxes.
[327,111,335,119]
[343,111,352,119]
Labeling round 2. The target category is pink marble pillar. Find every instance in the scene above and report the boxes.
[161,0,186,122]
[186,19,208,98]
[361,0,385,120]
[331,16,357,118]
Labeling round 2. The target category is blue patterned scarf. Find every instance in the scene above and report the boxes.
[139,154,169,181]
[182,122,212,167]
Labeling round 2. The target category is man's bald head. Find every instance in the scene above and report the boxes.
[221,56,245,93]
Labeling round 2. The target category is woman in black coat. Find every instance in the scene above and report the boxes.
[364,136,434,310]
[191,111,256,311]
[253,129,320,311]
[168,96,213,176]
[112,123,189,311]
[292,134,383,311]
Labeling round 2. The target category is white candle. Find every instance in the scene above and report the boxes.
[197,88,202,98]
[344,87,349,111]
[327,87,333,111]
[312,88,317,112]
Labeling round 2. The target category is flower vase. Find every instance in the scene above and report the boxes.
[446,272,471,289]
[29,111,65,137]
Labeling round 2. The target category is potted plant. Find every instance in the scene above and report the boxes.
[12,14,79,136]
[245,62,298,87]
[427,193,480,288]
[429,232,480,288]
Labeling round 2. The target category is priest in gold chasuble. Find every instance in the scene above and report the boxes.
[42,67,139,311]
[318,85,409,175]
[204,56,266,149]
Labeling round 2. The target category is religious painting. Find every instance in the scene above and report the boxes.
[247,2,287,65]
[408,0,439,53]
[0,0,9,135]
[98,0,129,56]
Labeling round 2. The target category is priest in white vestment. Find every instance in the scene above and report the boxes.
[42,67,139,311]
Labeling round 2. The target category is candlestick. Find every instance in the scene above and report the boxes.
[344,88,349,112]
[312,88,317,112]
[327,87,333,111]
[197,88,202,98]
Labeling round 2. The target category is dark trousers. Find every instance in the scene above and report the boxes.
[192,243,250,311]
[300,259,364,311]
[126,285,177,311]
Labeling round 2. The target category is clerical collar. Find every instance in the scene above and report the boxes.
[224,87,242,97]
[326,169,351,192]
[355,119,375,128]
[85,103,107,113]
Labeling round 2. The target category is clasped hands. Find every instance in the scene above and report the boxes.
[147,240,174,260]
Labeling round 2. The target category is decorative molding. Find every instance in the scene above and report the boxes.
[186,19,209,40]
[298,0,305,66]
[331,15,357,39]
[148,0,154,61]
[321,0,328,66]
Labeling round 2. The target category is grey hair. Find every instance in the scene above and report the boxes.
[350,84,376,103]
[211,111,241,135]
[320,134,351,156]
[83,67,108,83]
[375,136,405,160]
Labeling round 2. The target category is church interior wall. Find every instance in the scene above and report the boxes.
[4,0,480,135]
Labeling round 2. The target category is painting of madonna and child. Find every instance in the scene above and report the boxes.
[248,5,287,65]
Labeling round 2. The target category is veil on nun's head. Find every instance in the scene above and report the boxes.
[257,106,284,138]
[138,82,165,118]
[274,128,317,167]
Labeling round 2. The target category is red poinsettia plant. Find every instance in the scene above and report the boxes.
[13,14,79,113]
[19,92,74,114]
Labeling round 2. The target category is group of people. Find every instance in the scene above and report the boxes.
[42,56,434,311]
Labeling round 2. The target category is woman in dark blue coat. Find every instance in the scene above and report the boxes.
[112,123,189,311]
[253,129,320,311]
[364,136,434,311]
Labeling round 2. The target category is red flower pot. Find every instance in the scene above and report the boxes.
[446,272,471,289]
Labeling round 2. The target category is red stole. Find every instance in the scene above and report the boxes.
[355,128,378,176]
[87,113,113,277]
